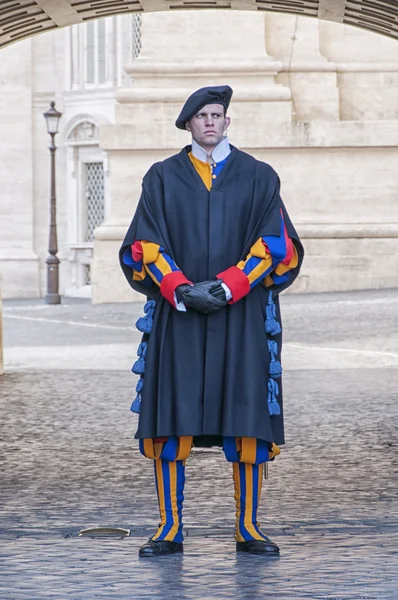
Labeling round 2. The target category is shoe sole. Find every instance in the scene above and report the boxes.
[139,547,183,557]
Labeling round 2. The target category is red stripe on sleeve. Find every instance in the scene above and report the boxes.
[282,222,294,265]
[216,266,250,304]
[131,241,143,262]
[261,240,270,255]
[160,271,193,307]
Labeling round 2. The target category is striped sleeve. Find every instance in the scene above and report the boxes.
[139,241,192,307]
[122,241,154,288]
[216,212,298,304]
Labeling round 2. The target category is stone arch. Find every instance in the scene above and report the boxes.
[0,1,397,50]
[62,113,111,146]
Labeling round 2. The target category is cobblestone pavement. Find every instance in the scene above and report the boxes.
[1,290,398,599]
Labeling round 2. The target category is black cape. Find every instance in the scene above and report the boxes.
[120,146,303,446]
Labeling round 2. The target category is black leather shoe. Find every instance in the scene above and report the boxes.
[236,539,280,556]
[139,538,183,557]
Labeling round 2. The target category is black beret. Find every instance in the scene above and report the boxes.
[175,85,233,130]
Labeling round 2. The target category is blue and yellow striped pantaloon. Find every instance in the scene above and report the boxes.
[139,436,279,543]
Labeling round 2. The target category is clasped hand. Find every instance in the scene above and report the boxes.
[176,280,228,314]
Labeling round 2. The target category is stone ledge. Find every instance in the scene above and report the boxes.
[116,86,291,104]
[100,120,398,150]
[280,61,398,73]
[96,222,398,241]
[297,223,398,238]
[124,59,283,76]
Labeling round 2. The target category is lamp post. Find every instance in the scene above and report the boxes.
[43,101,62,305]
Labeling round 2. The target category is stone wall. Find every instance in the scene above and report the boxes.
[0,12,398,300]
[92,11,398,302]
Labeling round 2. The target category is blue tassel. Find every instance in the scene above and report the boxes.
[269,360,282,378]
[267,378,281,416]
[136,301,156,334]
[268,340,282,378]
[130,395,141,414]
[265,291,281,336]
[136,314,153,334]
[144,300,156,313]
[130,301,156,413]
[137,342,148,358]
[131,342,148,374]
[132,357,145,375]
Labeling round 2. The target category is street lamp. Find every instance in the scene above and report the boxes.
[43,101,62,305]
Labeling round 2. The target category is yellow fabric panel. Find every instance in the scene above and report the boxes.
[232,463,245,542]
[176,436,193,460]
[141,240,160,264]
[264,275,274,287]
[164,461,180,541]
[143,438,156,459]
[152,459,166,540]
[141,241,175,287]
[243,463,261,540]
[247,255,273,286]
[141,438,165,460]
[236,238,272,284]
[153,443,164,459]
[249,238,269,260]
[240,437,257,464]
[236,437,281,463]
[155,253,173,277]
[269,443,281,460]
[132,265,147,281]
[188,152,212,191]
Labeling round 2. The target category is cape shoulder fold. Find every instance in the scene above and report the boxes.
[119,146,303,296]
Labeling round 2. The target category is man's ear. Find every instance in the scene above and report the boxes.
[224,116,231,130]
[185,122,191,132]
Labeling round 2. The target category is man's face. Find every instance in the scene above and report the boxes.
[186,103,231,151]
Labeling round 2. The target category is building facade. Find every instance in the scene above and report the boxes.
[0,12,397,301]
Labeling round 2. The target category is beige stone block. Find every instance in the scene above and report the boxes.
[277,72,339,121]
[104,150,169,222]
[338,72,398,120]
[252,146,398,226]
[319,20,398,64]
[298,237,398,293]
[91,237,141,304]
[123,60,283,92]
[139,12,271,62]
[0,256,40,299]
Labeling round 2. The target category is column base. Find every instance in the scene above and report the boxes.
[0,253,40,299]
[44,293,61,305]
[91,225,143,304]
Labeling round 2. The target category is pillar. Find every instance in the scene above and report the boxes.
[266,14,340,121]
[0,39,40,298]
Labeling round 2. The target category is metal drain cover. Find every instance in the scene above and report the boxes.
[78,527,130,538]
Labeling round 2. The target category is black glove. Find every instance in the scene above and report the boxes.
[175,283,192,304]
[177,280,227,314]
[208,280,228,302]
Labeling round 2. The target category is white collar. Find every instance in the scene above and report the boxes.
[191,136,231,163]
